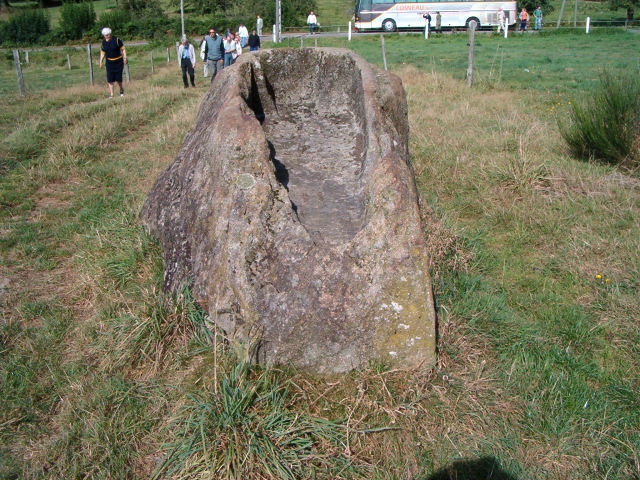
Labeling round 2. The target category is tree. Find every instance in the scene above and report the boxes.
[5,8,50,44]
[609,0,639,12]
[517,0,553,15]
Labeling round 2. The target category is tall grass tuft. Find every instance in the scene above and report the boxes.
[154,361,355,480]
[559,71,640,169]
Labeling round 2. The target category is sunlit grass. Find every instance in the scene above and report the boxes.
[1,33,638,479]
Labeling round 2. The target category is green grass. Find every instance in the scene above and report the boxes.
[1,31,639,479]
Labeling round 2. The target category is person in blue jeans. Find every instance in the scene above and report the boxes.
[248,30,261,51]
[533,6,543,30]
[223,32,236,67]
[307,11,317,34]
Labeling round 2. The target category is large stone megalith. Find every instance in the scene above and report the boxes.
[141,48,436,374]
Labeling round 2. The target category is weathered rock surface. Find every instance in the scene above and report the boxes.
[141,48,436,374]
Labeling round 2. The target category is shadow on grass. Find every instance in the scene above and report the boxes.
[424,456,518,480]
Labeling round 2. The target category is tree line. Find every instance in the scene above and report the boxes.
[0,0,317,46]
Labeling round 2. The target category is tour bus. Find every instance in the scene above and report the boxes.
[353,0,517,32]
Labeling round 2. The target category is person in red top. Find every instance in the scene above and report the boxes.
[519,8,529,31]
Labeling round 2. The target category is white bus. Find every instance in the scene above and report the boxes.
[353,0,517,32]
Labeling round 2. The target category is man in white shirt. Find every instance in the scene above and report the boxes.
[307,11,317,34]
[238,24,249,48]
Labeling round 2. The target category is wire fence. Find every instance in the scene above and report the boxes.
[0,44,177,97]
[1,21,638,97]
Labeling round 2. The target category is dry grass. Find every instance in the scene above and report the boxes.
[1,56,638,479]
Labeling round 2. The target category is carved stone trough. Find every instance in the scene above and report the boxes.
[141,48,436,374]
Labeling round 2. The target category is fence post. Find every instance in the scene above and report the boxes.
[13,49,26,97]
[348,21,352,41]
[167,47,170,63]
[67,54,71,70]
[151,51,155,74]
[380,34,388,71]
[87,43,94,86]
[556,0,566,28]
[466,20,477,88]
[586,16,590,33]
[25,51,29,63]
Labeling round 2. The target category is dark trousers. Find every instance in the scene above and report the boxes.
[181,59,195,87]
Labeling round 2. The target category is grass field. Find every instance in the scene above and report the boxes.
[1,30,639,479]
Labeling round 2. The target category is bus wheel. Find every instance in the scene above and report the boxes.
[382,19,397,32]
[465,17,481,29]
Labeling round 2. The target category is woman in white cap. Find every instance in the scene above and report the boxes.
[98,27,127,98]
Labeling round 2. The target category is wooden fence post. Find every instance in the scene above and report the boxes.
[13,49,26,97]
[466,20,477,87]
[380,34,388,71]
[88,43,94,86]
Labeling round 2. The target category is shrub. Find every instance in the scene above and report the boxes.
[559,71,640,169]
[2,8,50,46]
[58,1,96,40]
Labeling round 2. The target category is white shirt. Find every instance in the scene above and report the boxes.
[307,13,317,24]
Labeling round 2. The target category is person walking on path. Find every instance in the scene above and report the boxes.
[248,30,261,51]
[178,35,196,88]
[307,11,317,34]
[533,6,543,30]
[204,28,224,82]
[256,15,263,36]
[519,8,529,31]
[99,27,127,98]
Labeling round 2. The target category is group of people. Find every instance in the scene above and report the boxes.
[421,11,442,33]
[178,27,262,89]
[98,16,265,96]
[517,6,544,31]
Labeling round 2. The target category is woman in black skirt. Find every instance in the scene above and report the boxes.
[99,27,127,98]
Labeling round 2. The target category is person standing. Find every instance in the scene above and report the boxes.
[248,29,261,51]
[435,11,442,33]
[178,35,196,88]
[204,28,224,82]
[223,32,236,67]
[307,11,317,34]
[238,24,249,48]
[200,34,209,77]
[519,8,529,31]
[98,27,127,98]
[256,15,263,36]
[533,6,543,30]
[422,11,432,33]
[497,7,505,34]
[233,32,243,63]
